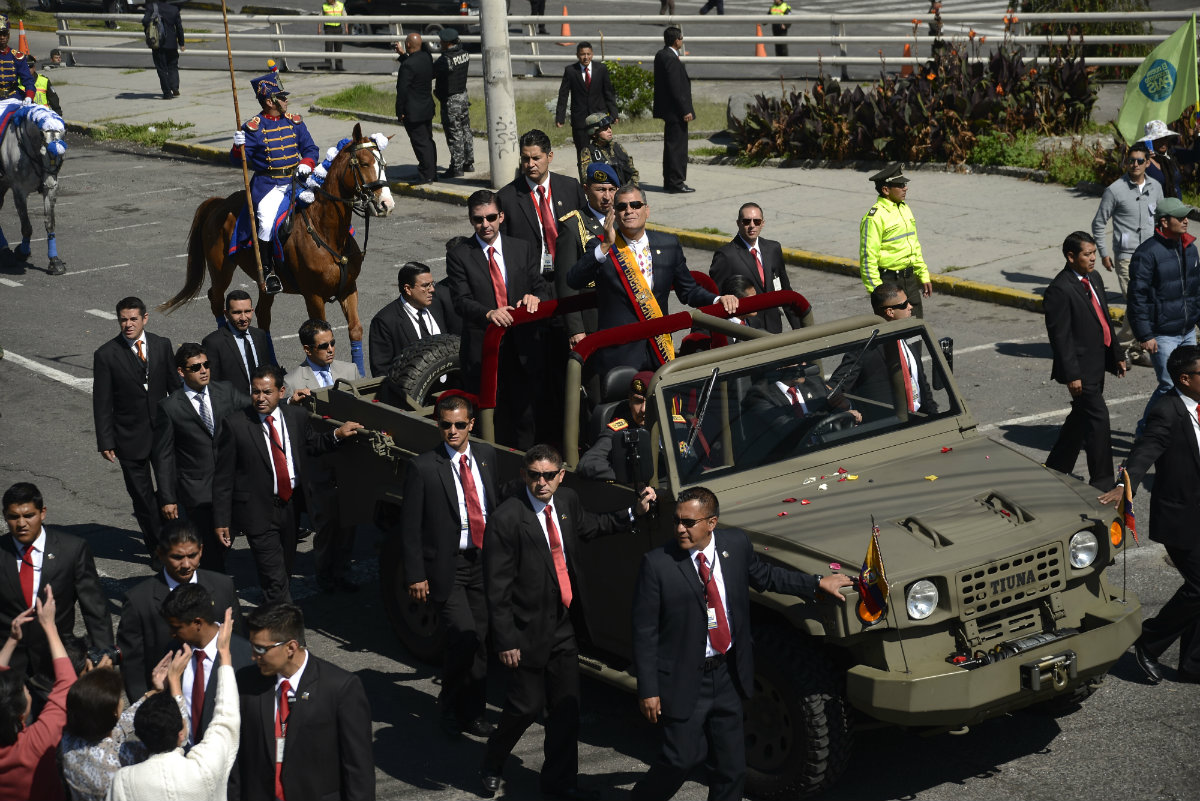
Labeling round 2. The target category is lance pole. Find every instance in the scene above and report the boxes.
[220,0,265,292]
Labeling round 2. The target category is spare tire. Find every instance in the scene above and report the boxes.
[382,334,463,410]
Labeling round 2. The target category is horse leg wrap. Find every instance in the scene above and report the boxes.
[45,234,56,261]
[18,237,32,259]
[350,339,365,377]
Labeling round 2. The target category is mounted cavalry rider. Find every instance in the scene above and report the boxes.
[0,16,35,103]
[229,72,319,295]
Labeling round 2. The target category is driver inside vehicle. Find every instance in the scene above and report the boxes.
[743,362,861,426]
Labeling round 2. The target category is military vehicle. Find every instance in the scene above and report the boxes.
[308,291,1141,799]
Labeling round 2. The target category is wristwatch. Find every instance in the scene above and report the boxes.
[812,574,824,601]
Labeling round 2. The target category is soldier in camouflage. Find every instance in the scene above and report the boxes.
[577,112,638,186]
[434,28,474,178]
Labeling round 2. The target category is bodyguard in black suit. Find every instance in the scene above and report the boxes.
[555,42,618,156]
[653,27,695,193]
[709,203,813,334]
[631,487,851,801]
[481,444,656,797]
[233,603,375,801]
[497,129,588,269]
[401,395,501,736]
[555,162,619,344]
[567,186,738,378]
[1,483,114,700]
[201,289,276,398]
[1044,231,1126,489]
[1100,344,1200,683]
[212,365,363,604]
[93,296,181,556]
[117,520,247,701]
[395,33,437,184]
[368,262,462,376]
[152,342,248,571]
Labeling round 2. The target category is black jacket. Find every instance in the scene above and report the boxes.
[554,208,605,337]
[828,336,939,422]
[555,61,617,128]
[151,381,248,509]
[652,46,693,121]
[93,331,180,460]
[1044,266,1124,385]
[202,325,276,398]
[709,236,811,333]
[142,0,185,51]
[396,49,435,123]
[496,173,588,260]
[434,44,470,101]
[1122,392,1200,548]
[1127,231,1200,341]
[367,284,462,377]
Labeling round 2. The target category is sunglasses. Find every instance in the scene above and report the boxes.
[471,213,500,224]
[739,218,763,226]
[1127,157,1147,165]
[439,420,470,430]
[250,640,288,656]
[882,300,912,311]
[183,361,211,373]
[614,201,646,212]
[312,340,335,351]
[674,515,714,528]
[526,468,563,482]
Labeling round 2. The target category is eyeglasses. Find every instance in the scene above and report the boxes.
[1127,157,1148,165]
[250,640,288,656]
[674,515,715,528]
[882,300,913,311]
[471,213,500,224]
[526,468,563,482]
[311,340,335,351]
[439,420,470,430]
[739,218,764,226]
[183,361,211,373]
[614,201,646,212]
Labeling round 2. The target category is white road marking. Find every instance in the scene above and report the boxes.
[93,221,162,234]
[979,395,1145,432]
[274,324,349,341]
[66,263,131,276]
[0,278,21,287]
[1,350,93,394]
[85,308,118,320]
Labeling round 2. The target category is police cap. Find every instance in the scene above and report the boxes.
[869,163,909,186]
[585,162,620,187]
[439,28,459,43]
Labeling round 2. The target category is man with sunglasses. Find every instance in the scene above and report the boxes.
[482,444,656,798]
[233,602,374,801]
[710,202,813,334]
[402,394,501,739]
[151,343,248,571]
[1092,141,1164,367]
[631,486,851,801]
[577,112,638,186]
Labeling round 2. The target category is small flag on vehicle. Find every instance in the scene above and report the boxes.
[857,517,889,625]
[1118,467,1139,545]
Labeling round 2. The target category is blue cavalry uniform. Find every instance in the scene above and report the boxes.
[0,16,35,102]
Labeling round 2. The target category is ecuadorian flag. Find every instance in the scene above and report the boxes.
[1119,468,1139,545]
[858,524,889,624]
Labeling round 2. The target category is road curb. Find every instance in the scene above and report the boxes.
[162,139,230,164]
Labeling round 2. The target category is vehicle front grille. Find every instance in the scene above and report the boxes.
[964,606,1045,647]
[957,544,1064,619]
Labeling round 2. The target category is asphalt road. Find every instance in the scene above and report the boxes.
[1,138,1197,800]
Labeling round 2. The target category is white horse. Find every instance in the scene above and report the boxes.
[0,101,67,275]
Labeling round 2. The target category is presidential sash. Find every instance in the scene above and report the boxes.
[610,234,674,365]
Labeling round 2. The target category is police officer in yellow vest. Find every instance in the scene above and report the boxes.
[768,0,792,58]
[322,0,346,71]
[860,164,933,318]
[27,55,61,115]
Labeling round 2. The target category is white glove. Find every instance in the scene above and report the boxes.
[22,97,32,106]
[296,163,312,177]
[233,131,246,146]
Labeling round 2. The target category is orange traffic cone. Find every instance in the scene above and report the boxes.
[900,42,912,77]
[557,6,574,47]
[754,24,767,58]
[17,21,29,56]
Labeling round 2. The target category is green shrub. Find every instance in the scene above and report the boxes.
[607,61,654,120]
[970,131,1043,167]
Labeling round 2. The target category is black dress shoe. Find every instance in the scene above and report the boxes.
[1176,668,1200,684]
[666,184,696,194]
[1134,643,1163,684]
[481,770,502,795]
[463,717,495,737]
[171,90,180,97]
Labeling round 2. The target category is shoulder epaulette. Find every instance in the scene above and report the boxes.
[558,208,583,224]
[867,207,877,216]
[287,113,303,123]
[245,116,261,132]
[607,418,629,432]
[12,51,25,60]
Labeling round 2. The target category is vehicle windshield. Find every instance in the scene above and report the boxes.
[660,327,960,484]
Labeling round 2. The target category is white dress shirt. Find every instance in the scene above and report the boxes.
[526,489,568,561]
[1177,389,1200,455]
[235,330,258,378]
[164,568,200,592]
[182,627,221,744]
[445,443,489,551]
[898,339,922,411]
[274,649,309,725]
[593,231,652,283]
[776,380,807,414]
[689,537,732,657]
[526,175,555,263]
[403,299,441,339]
[477,233,509,291]
[258,407,297,492]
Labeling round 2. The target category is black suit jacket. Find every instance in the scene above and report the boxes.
[367,287,462,377]
[116,569,247,700]
[1044,266,1123,385]
[211,405,339,534]
[632,529,814,718]
[497,173,588,260]
[555,208,605,337]
[232,655,375,801]
[484,486,631,667]
[567,230,717,374]
[709,236,808,333]
[1123,392,1200,548]
[829,337,939,422]
[652,46,693,121]
[202,326,275,398]
[446,235,551,389]
[400,442,501,603]
[93,331,180,460]
[142,0,184,51]
[0,529,113,690]
[396,49,435,123]
[555,61,617,128]
[151,381,248,509]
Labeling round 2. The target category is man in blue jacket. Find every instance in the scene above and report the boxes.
[1127,197,1200,431]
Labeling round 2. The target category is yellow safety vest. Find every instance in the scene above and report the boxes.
[769,2,792,14]
[859,195,930,289]
[322,1,346,27]
[34,74,50,106]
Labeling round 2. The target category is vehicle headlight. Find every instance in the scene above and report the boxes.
[1069,530,1099,568]
[906,579,938,620]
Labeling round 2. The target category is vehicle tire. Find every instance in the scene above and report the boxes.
[743,624,853,800]
[379,527,444,664]
[383,334,462,410]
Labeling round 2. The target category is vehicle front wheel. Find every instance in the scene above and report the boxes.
[744,624,853,800]
[379,529,444,664]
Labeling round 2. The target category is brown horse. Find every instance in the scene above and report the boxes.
[159,123,395,374]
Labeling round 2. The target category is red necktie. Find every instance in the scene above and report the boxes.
[897,341,916,413]
[544,505,572,608]
[19,546,34,608]
[265,416,293,502]
[275,679,292,801]
[536,186,558,257]
[787,386,805,417]
[487,246,507,309]
[460,454,486,549]
[751,247,765,287]
[696,552,731,654]
[584,65,591,88]
[1080,276,1112,347]
[135,340,146,363]
[191,649,206,741]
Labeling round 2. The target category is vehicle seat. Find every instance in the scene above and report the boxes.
[584,366,637,445]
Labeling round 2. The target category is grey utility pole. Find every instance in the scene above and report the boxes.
[479,0,520,188]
